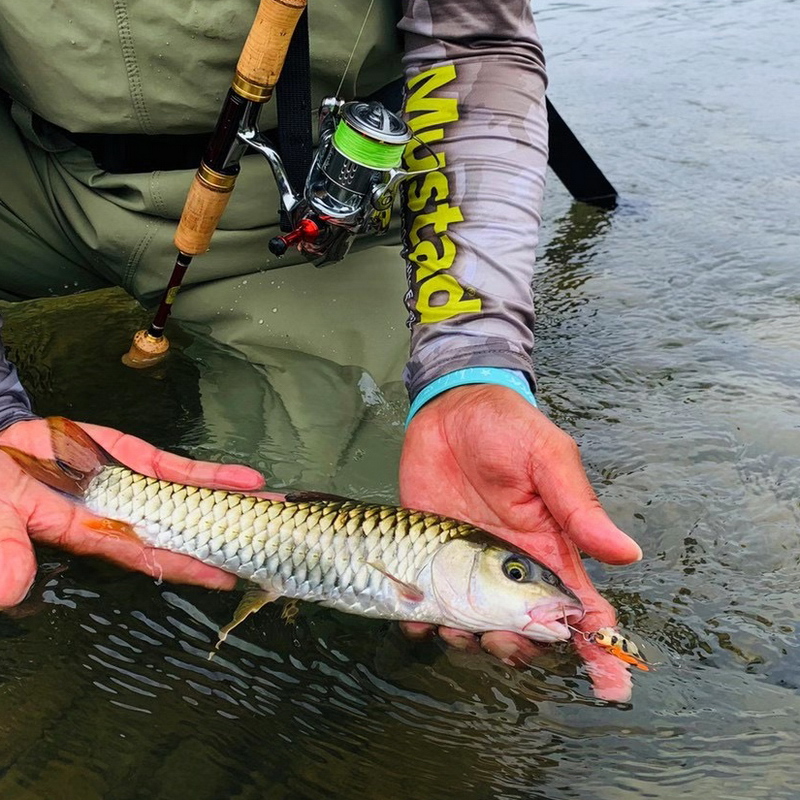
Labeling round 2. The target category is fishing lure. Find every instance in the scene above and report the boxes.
[570,625,652,671]
[590,627,651,671]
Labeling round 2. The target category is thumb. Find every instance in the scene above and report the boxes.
[0,507,37,607]
[531,430,642,564]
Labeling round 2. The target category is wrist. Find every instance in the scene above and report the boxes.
[405,367,537,427]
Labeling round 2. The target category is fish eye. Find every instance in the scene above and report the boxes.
[502,557,529,582]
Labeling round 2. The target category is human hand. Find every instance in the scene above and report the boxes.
[0,418,266,608]
[398,384,642,702]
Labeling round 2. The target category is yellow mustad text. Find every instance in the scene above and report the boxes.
[405,65,481,323]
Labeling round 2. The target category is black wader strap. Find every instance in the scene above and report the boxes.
[546,97,618,209]
[275,8,314,231]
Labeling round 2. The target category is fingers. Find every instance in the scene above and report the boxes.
[399,621,436,641]
[399,623,547,662]
[479,631,548,664]
[0,506,37,607]
[151,449,266,492]
[530,424,642,565]
[83,425,266,492]
[573,635,633,702]
[439,626,482,654]
[123,547,238,591]
[564,561,633,702]
[400,621,482,654]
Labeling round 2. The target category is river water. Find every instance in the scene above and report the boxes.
[2,1,799,798]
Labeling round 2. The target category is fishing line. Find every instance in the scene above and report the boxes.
[335,0,376,99]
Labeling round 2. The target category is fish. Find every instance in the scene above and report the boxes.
[1,417,584,643]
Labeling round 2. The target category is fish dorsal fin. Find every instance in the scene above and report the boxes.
[368,561,424,603]
[284,490,352,504]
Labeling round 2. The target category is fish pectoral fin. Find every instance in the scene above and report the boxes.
[368,561,425,604]
[84,517,142,544]
[210,588,281,658]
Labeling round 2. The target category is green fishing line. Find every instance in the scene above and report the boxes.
[333,121,404,169]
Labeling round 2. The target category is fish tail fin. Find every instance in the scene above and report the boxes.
[0,416,116,498]
[0,445,87,498]
[48,416,117,470]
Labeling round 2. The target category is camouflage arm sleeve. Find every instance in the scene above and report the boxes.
[398,0,548,400]
[0,316,37,431]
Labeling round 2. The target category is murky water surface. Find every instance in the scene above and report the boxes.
[2,1,799,798]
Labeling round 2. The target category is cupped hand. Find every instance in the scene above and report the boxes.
[0,418,266,608]
[398,384,642,702]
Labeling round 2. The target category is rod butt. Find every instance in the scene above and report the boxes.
[122,330,170,369]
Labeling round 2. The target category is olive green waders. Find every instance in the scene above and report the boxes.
[0,100,410,485]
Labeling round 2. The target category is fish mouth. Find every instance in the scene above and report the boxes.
[523,601,585,642]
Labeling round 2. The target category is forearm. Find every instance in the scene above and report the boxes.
[399,0,548,400]
[0,317,37,431]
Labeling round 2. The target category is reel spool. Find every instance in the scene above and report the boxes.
[268,98,418,264]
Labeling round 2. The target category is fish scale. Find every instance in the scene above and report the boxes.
[83,465,480,621]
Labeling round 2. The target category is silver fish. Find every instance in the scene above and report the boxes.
[3,418,584,642]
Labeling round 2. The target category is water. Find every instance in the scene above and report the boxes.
[2,1,799,797]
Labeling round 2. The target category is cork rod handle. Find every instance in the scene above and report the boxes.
[236,0,307,100]
[173,169,236,256]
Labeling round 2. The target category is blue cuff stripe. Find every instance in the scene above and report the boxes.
[405,367,537,427]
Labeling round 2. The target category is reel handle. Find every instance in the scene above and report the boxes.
[173,0,307,256]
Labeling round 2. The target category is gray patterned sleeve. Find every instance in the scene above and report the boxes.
[398,0,549,400]
[0,316,37,431]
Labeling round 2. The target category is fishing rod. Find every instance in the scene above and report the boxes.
[124,0,424,369]
[123,0,307,368]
